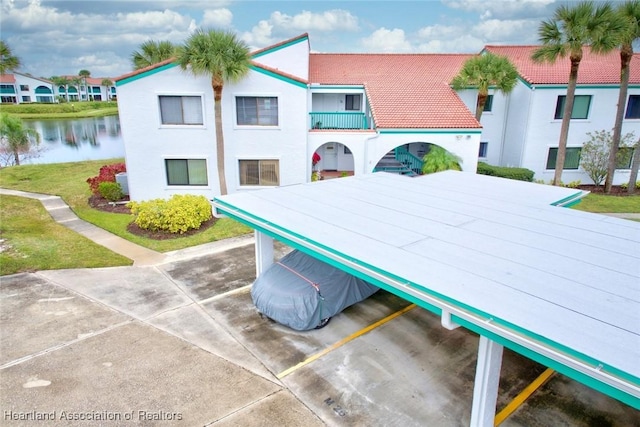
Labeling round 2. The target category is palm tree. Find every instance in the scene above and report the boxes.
[605,0,640,193]
[79,69,91,101]
[0,40,21,74]
[131,40,177,70]
[0,113,40,166]
[101,78,114,101]
[176,29,251,195]
[451,52,519,122]
[532,1,620,186]
[50,76,70,102]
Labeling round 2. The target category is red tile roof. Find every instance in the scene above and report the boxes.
[0,74,16,83]
[484,45,640,85]
[309,53,480,129]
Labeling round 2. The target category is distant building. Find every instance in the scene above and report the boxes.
[0,72,117,104]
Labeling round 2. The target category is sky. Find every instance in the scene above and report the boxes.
[0,0,599,80]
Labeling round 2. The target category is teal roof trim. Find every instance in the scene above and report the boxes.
[252,35,309,59]
[310,85,365,90]
[250,65,307,89]
[116,62,178,86]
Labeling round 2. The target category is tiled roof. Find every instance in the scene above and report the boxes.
[0,74,16,83]
[309,53,480,129]
[484,45,640,85]
[114,58,175,83]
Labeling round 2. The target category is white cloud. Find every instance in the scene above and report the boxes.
[361,28,412,53]
[418,34,485,54]
[202,8,233,28]
[269,9,359,32]
[473,19,539,44]
[444,0,555,19]
[240,19,276,48]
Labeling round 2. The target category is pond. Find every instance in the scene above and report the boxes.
[22,116,125,165]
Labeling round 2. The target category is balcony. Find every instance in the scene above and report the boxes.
[309,112,369,130]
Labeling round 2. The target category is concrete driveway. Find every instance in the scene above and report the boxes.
[2,238,638,426]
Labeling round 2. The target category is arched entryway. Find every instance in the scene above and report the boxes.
[311,141,355,180]
[373,142,461,176]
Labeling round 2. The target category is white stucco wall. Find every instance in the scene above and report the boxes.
[224,71,309,193]
[252,37,309,81]
[521,86,640,185]
[117,65,219,201]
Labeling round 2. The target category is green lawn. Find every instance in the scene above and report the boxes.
[0,101,118,119]
[0,159,252,275]
[571,192,640,213]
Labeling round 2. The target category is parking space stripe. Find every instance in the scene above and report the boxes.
[277,304,416,379]
[494,367,555,426]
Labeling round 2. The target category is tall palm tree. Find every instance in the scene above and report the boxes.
[131,40,176,70]
[605,0,640,193]
[79,69,91,101]
[0,40,21,74]
[176,29,251,195]
[50,76,70,102]
[532,1,620,186]
[451,52,519,122]
[0,113,40,166]
[101,78,114,101]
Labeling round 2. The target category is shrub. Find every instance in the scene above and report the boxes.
[476,162,534,182]
[127,194,212,234]
[87,162,126,195]
[620,181,640,190]
[422,145,462,174]
[565,180,582,189]
[98,181,124,202]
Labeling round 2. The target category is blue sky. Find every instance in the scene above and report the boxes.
[0,0,588,79]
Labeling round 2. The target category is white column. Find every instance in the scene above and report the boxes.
[254,230,274,277]
[470,335,504,427]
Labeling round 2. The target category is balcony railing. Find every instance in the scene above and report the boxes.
[309,112,368,130]
[0,87,16,94]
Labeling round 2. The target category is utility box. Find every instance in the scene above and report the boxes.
[115,172,129,196]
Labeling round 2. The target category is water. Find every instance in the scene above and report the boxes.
[23,116,125,165]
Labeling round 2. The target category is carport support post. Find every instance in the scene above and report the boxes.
[254,231,274,277]
[470,335,504,427]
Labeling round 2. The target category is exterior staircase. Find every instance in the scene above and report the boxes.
[373,148,421,177]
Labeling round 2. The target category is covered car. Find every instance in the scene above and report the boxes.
[251,249,380,331]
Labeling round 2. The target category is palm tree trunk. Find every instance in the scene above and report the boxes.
[605,46,632,193]
[628,140,640,194]
[475,92,488,122]
[554,59,580,186]
[212,77,228,195]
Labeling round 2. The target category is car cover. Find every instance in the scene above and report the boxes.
[251,250,379,331]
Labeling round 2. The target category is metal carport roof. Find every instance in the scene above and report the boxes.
[212,171,640,417]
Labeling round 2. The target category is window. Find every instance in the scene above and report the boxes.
[625,95,640,119]
[159,96,203,125]
[236,97,278,126]
[344,146,352,155]
[239,160,279,186]
[554,95,591,120]
[479,142,488,158]
[546,147,581,169]
[165,159,207,185]
[345,94,361,111]
[616,147,635,169]
[20,85,29,91]
[482,95,493,112]
[21,96,31,102]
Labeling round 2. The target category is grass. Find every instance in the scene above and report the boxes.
[0,101,118,119]
[0,158,252,275]
[571,192,640,213]
[0,195,132,275]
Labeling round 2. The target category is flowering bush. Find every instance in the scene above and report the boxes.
[127,194,212,234]
[87,163,126,195]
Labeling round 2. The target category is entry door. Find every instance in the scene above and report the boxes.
[323,143,338,170]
